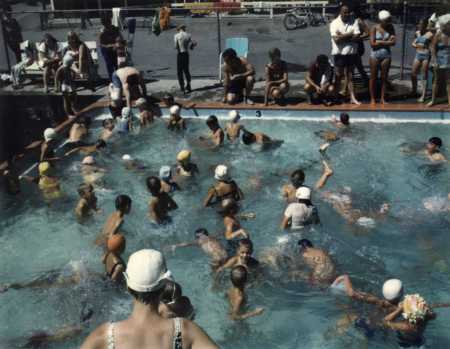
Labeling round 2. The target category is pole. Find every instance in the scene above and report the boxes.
[400,1,407,80]
[0,19,11,72]
[216,10,221,56]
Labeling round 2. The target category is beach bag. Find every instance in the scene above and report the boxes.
[152,10,161,36]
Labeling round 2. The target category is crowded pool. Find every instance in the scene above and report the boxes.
[1,108,450,348]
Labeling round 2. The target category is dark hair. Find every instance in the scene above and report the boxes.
[146,176,161,196]
[96,139,107,148]
[239,238,253,253]
[231,266,248,287]
[102,118,114,127]
[221,198,239,216]
[128,287,163,305]
[269,47,281,58]
[78,183,93,196]
[43,33,57,46]
[67,31,81,45]
[222,48,237,60]
[77,116,91,127]
[206,115,219,128]
[195,228,209,238]
[115,194,132,211]
[316,54,329,66]
[159,281,182,304]
[298,239,313,249]
[163,93,175,106]
[101,15,112,26]
[290,169,305,188]
[340,113,350,125]
[429,137,442,148]
[242,130,256,145]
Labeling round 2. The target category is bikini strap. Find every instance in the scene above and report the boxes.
[173,317,183,349]
[107,322,115,349]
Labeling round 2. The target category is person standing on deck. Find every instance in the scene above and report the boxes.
[1,11,22,63]
[174,25,196,94]
[99,16,122,80]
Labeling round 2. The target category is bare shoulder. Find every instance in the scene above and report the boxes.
[80,323,109,349]
[181,319,219,349]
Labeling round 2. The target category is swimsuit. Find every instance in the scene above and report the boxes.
[436,37,450,69]
[107,317,183,349]
[414,32,431,62]
[371,28,392,61]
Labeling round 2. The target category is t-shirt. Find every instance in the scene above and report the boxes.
[330,16,360,56]
[174,31,192,53]
[284,202,319,229]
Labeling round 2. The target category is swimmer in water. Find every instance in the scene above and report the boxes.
[135,97,154,126]
[281,169,305,203]
[198,115,225,148]
[280,187,320,230]
[220,198,250,253]
[175,150,199,178]
[75,183,99,219]
[158,281,195,320]
[99,118,115,142]
[96,194,132,245]
[102,234,126,284]
[63,116,90,152]
[241,129,283,150]
[425,137,446,162]
[204,165,244,207]
[159,166,180,194]
[147,176,178,224]
[36,161,62,200]
[288,239,336,284]
[121,154,147,171]
[40,128,60,163]
[316,113,351,151]
[64,139,107,157]
[228,266,264,320]
[167,105,186,131]
[216,239,259,274]
[115,107,134,134]
[169,228,228,271]
[81,156,106,185]
[225,110,245,142]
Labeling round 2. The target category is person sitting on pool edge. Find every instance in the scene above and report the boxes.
[169,228,229,271]
[75,183,100,219]
[159,166,180,194]
[204,165,244,207]
[264,47,289,106]
[135,97,154,126]
[228,266,264,321]
[96,194,132,245]
[226,110,245,142]
[167,105,186,131]
[280,186,320,230]
[241,129,283,150]
[175,150,199,178]
[216,239,259,274]
[281,169,305,203]
[425,137,446,162]
[199,115,224,148]
[304,54,336,106]
[102,234,126,284]
[147,176,178,224]
[222,48,255,105]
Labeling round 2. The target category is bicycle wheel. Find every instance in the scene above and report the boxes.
[283,13,299,30]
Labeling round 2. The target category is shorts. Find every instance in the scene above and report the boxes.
[415,51,431,63]
[370,48,391,61]
[228,77,246,95]
[111,72,122,89]
[332,54,357,69]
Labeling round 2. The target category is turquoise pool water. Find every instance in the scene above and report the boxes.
[1,108,450,348]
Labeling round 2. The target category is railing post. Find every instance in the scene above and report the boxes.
[216,10,221,56]
[0,18,11,72]
[400,1,407,80]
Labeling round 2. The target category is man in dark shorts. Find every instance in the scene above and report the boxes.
[113,64,147,108]
[304,54,336,105]
[222,48,255,105]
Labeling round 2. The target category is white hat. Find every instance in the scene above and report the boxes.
[43,128,57,142]
[438,14,450,27]
[122,154,133,161]
[382,279,403,301]
[229,110,240,122]
[170,105,180,115]
[296,186,311,200]
[82,156,95,165]
[378,10,391,21]
[124,249,173,292]
[215,164,229,181]
[122,107,131,119]
[136,97,147,107]
[159,166,172,179]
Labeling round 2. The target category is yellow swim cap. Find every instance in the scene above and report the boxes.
[39,162,51,176]
[177,150,191,162]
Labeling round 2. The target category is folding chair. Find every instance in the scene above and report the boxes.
[219,37,249,81]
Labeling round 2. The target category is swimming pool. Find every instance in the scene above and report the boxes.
[1,107,450,348]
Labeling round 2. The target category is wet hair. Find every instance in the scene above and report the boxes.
[242,130,256,145]
[102,118,114,128]
[429,137,442,148]
[269,47,281,59]
[115,194,132,211]
[195,228,209,238]
[77,183,93,197]
[298,239,313,249]
[340,113,350,125]
[290,169,305,188]
[128,287,164,305]
[96,139,107,148]
[159,280,183,304]
[222,48,237,60]
[146,176,162,196]
[230,266,248,287]
[238,238,253,253]
[221,198,239,216]
[206,115,219,128]
[316,54,329,66]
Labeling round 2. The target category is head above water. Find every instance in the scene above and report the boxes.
[77,183,94,197]
[102,118,114,130]
[170,105,180,116]
[298,239,313,250]
[340,112,350,125]
[146,176,162,196]
[177,150,191,163]
[43,128,57,142]
[95,139,107,149]
[115,194,132,213]
[228,110,240,123]
[382,279,403,303]
[290,169,305,188]
[82,156,95,165]
[427,137,442,151]
[242,130,256,145]
[296,186,311,201]
[215,164,230,181]
[238,238,253,254]
[206,115,220,130]
[107,233,126,254]
[194,228,209,239]
[230,265,248,288]
[159,166,172,180]
[159,280,183,305]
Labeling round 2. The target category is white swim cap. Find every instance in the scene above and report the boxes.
[135,97,147,107]
[122,107,131,119]
[122,154,133,161]
[378,10,391,21]
[170,105,180,115]
[82,156,95,165]
[215,164,229,181]
[296,186,311,200]
[43,128,57,142]
[382,279,403,301]
[159,166,172,179]
[228,110,240,122]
